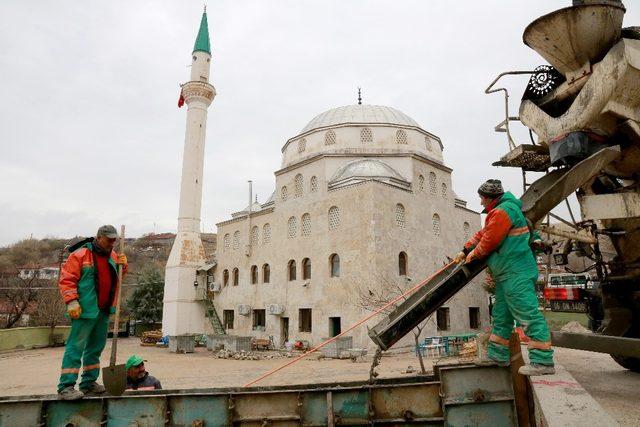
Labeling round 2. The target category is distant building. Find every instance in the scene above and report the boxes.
[18,266,59,281]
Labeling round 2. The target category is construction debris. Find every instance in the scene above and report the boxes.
[140,330,163,346]
[212,349,294,360]
[560,321,591,334]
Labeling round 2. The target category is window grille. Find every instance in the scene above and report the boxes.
[223,233,230,251]
[425,136,432,151]
[301,213,311,236]
[263,223,271,244]
[232,231,240,249]
[463,222,470,240]
[432,214,441,236]
[294,174,303,198]
[360,127,373,143]
[281,186,288,201]
[395,203,405,228]
[298,138,306,153]
[442,183,447,198]
[325,130,336,145]
[287,216,298,239]
[310,176,318,193]
[396,129,408,144]
[328,206,340,230]
[418,175,425,191]
[429,172,436,195]
[251,226,259,245]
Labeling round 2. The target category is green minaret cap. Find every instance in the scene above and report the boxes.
[193,10,211,54]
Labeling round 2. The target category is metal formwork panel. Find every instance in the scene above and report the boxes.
[106,397,167,427]
[445,401,517,427]
[168,395,230,426]
[371,383,443,422]
[301,391,329,426]
[45,400,103,426]
[332,389,369,425]
[0,401,42,427]
[232,391,301,425]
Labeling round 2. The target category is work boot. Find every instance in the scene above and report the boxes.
[473,357,510,367]
[518,363,555,376]
[58,386,84,400]
[80,382,106,395]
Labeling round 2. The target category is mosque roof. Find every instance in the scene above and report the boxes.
[329,158,410,191]
[193,10,211,54]
[300,105,420,134]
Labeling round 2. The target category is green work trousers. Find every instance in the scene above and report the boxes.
[488,275,554,366]
[57,311,109,392]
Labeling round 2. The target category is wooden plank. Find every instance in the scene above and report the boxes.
[509,331,534,427]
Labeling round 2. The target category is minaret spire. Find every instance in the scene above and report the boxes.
[357,87,362,105]
[163,10,217,337]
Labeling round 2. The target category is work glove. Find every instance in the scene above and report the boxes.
[465,250,478,264]
[67,300,82,319]
[453,251,466,264]
[117,253,128,267]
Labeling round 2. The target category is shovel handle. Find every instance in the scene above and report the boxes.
[109,225,126,368]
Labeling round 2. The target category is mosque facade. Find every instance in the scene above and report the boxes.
[211,104,490,349]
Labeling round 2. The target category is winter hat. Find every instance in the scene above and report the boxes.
[478,179,504,198]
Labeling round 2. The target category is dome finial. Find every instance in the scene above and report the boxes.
[357,87,362,105]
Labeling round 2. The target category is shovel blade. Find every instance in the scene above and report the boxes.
[102,364,127,396]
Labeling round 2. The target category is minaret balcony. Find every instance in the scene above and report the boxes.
[182,81,216,105]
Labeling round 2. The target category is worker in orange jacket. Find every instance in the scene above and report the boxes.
[57,225,128,400]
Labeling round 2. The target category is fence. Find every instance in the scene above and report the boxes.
[0,326,71,352]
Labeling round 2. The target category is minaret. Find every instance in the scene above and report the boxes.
[162,9,216,336]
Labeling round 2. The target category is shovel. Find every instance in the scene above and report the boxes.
[102,225,127,396]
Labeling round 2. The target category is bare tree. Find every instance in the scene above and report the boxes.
[0,271,38,328]
[354,273,433,374]
[32,287,67,345]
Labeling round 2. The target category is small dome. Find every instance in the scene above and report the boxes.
[331,159,406,182]
[300,104,420,134]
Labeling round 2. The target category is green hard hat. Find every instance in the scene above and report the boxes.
[125,354,144,370]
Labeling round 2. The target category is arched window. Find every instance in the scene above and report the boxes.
[250,265,258,284]
[262,263,270,283]
[399,252,408,276]
[425,136,432,151]
[232,231,240,250]
[328,206,340,230]
[396,129,408,144]
[463,222,470,240]
[302,258,311,280]
[288,260,297,281]
[251,226,259,245]
[223,233,230,251]
[360,127,373,143]
[418,175,425,191]
[301,213,311,236]
[429,172,437,195]
[298,138,306,153]
[232,268,239,286]
[395,203,405,228]
[294,174,303,198]
[310,176,318,193]
[325,130,336,145]
[442,183,447,198]
[432,214,441,236]
[281,186,288,201]
[329,254,340,278]
[287,216,298,239]
[223,269,229,286]
[263,223,271,244]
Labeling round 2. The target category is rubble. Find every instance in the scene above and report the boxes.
[212,349,295,360]
[560,321,591,334]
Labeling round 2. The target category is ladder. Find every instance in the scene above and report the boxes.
[203,298,225,335]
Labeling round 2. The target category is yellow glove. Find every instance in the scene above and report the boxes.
[67,300,82,319]
[453,251,466,264]
[117,253,128,267]
[465,250,478,264]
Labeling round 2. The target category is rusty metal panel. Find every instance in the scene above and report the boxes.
[301,391,329,426]
[371,383,442,421]
[445,401,517,427]
[106,396,166,427]
[232,391,300,424]
[45,400,103,426]
[331,389,369,425]
[168,395,229,426]
[439,365,513,405]
[0,401,42,427]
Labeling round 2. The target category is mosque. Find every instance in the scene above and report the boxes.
[163,10,489,349]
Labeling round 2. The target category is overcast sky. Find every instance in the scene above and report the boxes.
[1,1,638,246]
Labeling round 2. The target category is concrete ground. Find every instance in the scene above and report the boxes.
[1,339,639,426]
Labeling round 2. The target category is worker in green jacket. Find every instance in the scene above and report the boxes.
[455,179,554,376]
[57,225,128,400]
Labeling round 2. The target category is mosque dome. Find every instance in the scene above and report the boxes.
[300,105,420,134]
[328,158,410,190]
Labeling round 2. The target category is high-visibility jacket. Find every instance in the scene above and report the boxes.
[464,192,538,282]
[58,241,127,318]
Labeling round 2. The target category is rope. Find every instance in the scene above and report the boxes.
[242,261,456,387]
